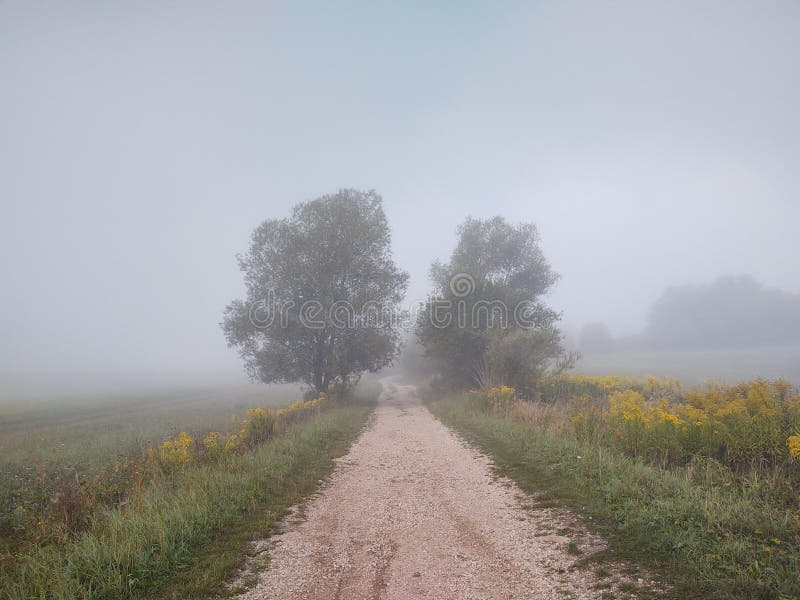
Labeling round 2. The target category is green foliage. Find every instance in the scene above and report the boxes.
[483,328,576,396]
[223,189,408,393]
[416,216,566,389]
[0,404,373,599]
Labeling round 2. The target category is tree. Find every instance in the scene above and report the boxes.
[416,216,571,391]
[640,275,800,349]
[222,189,409,394]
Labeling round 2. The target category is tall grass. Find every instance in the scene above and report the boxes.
[1,402,373,599]
[429,390,800,599]
[0,385,300,468]
[0,385,300,550]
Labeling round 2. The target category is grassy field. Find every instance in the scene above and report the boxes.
[576,345,800,386]
[0,384,302,549]
[0,384,302,467]
[428,381,800,599]
[0,382,378,598]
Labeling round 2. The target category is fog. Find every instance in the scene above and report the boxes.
[2,1,799,397]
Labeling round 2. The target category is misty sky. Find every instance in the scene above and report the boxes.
[2,1,799,394]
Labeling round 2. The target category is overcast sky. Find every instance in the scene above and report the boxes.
[2,1,798,395]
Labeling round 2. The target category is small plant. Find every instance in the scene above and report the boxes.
[239,407,276,447]
[567,540,582,555]
[150,431,193,475]
[788,433,800,460]
[486,386,516,412]
[203,431,224,462]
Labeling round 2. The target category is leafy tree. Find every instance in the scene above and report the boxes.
[222,189,408,394]
[416,216,571,391]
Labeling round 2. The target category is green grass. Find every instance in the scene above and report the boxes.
[0,384,303,546]
[0,384,302,469]
[1,400,374,599]
[428,394,800,600]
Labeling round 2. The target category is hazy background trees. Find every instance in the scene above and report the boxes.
[222,190,408,394]
[572,276,800,383]
[577,275,800,354]
[641,276,800,349]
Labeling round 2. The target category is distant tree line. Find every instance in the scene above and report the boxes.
[580,275,800,353]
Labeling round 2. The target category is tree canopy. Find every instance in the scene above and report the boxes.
[416,216,571,392]
[222,189,408,393]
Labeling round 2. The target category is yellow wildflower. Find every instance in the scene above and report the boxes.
[788,434,800,460]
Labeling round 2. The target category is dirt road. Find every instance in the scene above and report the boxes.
[235,381,628,599]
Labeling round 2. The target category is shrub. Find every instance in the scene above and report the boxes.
[202,431,224,462]
[149,432,193,475]
[239,408,275,447]
[540,373,682,403]
[788,433,800,460]
[486,386,516,413]
[580,379,800,473]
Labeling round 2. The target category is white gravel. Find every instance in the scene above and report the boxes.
[233,380,649,599]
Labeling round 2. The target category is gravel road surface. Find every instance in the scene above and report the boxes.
[235,381,644,599]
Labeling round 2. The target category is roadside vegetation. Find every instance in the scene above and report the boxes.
[0,386,301,547]
[0,383,377,598]
[414,214,800,597]
[427,375,800,599]
[3,190,409,598]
